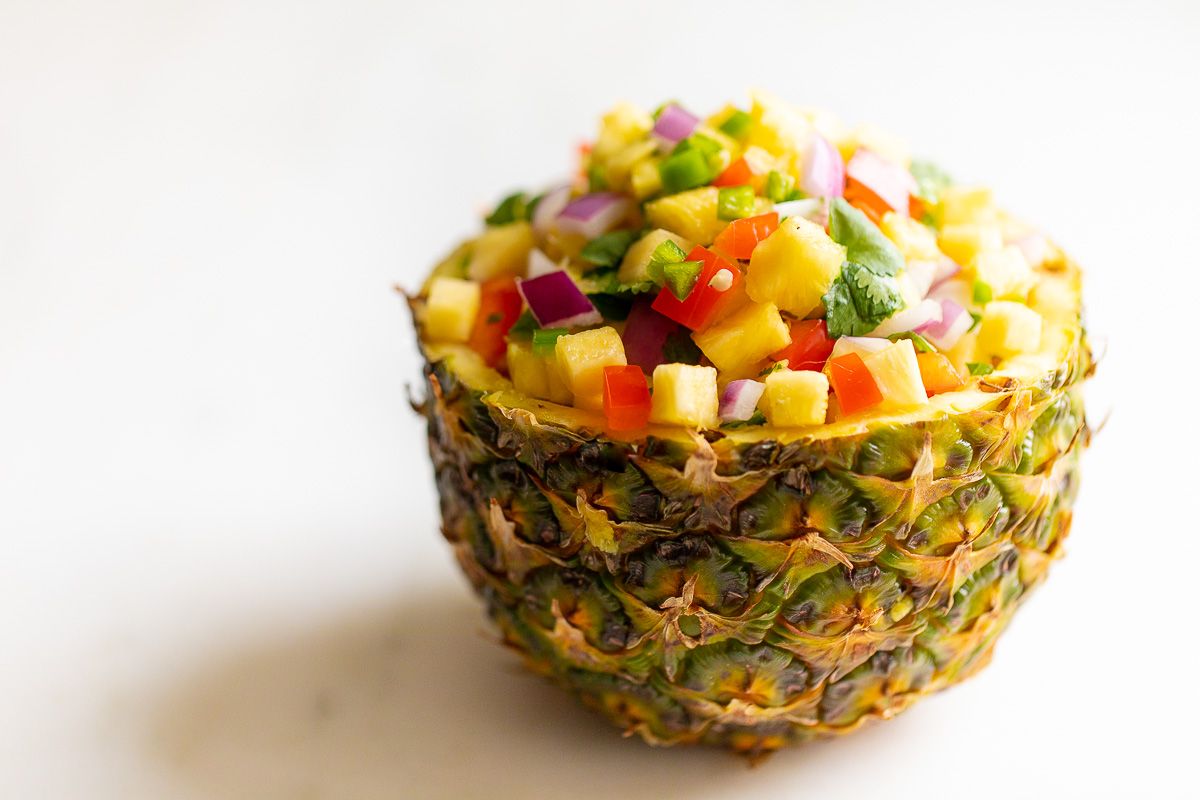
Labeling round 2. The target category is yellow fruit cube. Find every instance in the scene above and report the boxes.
[938,222,1003,265]
[645,187,726,244]
[649,363,718,428]
[692,302,790,373]
[554,327,626,411]
[618,229,695,284]
[507,341,572,404]
[762,369,829,427]
[880,212,941,261]
[863,339,928,411]
[976,301,1043,359]
[592,102,653,160]
[467,222,534,282]
[970,245,1035,301]
[1029,274,1079,323]
[424,277,480,343]
[630,157,663,199]
[746,216,846,317]
[939,185,995,226]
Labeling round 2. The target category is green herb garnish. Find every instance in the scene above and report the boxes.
[910,159,952,205]
[967,362,995,376]
[829,198,904,277]
[586,292,636,321]
[823,262,904,338]
[485,192,529,226]
[717,185,756,220]
[888,331,935,353]
[586,163,608,192]
[580,230,639,269]
[663,260,703,300]
[662,329,703,365]
[506,310,537,340]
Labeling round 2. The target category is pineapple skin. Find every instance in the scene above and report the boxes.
[413,291,1092,757]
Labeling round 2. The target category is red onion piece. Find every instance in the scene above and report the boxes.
[1008,232,1049,267]
[846,149,915,214]
[800,134,845,198]
[719,379,766,422]
[930,256,962,288]
[830,336,892,362]
[526,248,560,279]
[929,278,972,309]
[869,298,942,338]
[532,185,571,234]
[557,192,632,239]
[903,260,939,299]
[622,298,679,373]
[517,270,601,328]
[915,299,973,351]
[652,104,700,146]
[774,198,829,227]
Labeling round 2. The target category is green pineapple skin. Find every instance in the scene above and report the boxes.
[419,336,1090,755]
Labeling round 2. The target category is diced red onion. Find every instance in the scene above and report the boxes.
[557,192,632,239]
[532,185,571,234]
[869,298,943,338]
[903,260,939,299]
[622,298,680,373]
[930,256,961,288]
[775,198,828,227]
[915,299,973,351]
[929,278,972,309]
[846,149,915,214]
[1008,232,1049,267]
[800,134,845,198]
[526,248,560,279]
[652,104,699,147]
[829,336,891,362]
[517,270,602,328]
[719,379,766,422]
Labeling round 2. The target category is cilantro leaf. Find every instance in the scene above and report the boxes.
[506,310,537,340]
[910,160,952,205]
[662,329,703,365]
[586,292,636,322]
[580,230,639,269]
[485,192,529,226]
[823,261,904,338]
[829,199,904,277]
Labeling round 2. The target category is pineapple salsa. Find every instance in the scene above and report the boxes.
[417,92,1080,433]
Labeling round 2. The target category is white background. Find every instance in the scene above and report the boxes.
[2,1,1198,798]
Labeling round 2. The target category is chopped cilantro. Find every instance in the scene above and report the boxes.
[662,329,703,365]
[717,185,756,220]
[586,292,636,321]
[910,159,952,205]
[967,362,995,376]
[484,192,529,226]
[484,311,504,325]
[663,260,702,300]
[972,280,993,305]
[506,310,537,341]
[757,361,786,377]
[718,109,752,139]
[580,230,639,269]
[823,261,904,338]
[532,327,568,356]
[721,410,767,429]
[829,199,904,277]
[888,331,935,353]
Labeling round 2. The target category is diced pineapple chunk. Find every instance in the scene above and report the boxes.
[691,302,791,373]
[880,212,941,261]
[938,222,1002,265]
[618,229,695,284]
[554,327,626,411]
[746,216,846,317]
[762,369,829,427]
[862,339,928,411]
[1029,274,1079,322]
[645,187,726,244]
[976,301,1043,359]
[602,139,657,194]
[424,277,480,343]
[630,158,663,199]
[842,123,911,167]
[507,341,572,404]
[649,363,719,428]
[592,102,653,160]
[746,90,813,166]
[970,245,1034,301]
[467,222,534,282]
[939,186,995,226]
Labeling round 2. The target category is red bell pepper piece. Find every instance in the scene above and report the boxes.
[843,178,890,224]
[651,246,742,330]
[828,353,883,414]
[712,212,779,260]
[772,319,835,371]
[916,352,965,397]
[712,157,754,188]
[468,277,523,368]
[603,365,652,431]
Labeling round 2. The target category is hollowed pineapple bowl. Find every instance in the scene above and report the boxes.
[410,92,1091,755]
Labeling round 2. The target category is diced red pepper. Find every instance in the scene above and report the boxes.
[772,319,835,371]
[916,352,965,396]
[712,212,779,260]
[603,365,651,431]
[844,178,889,224]
[828,353,884,414]
[468,277,523,368]
[712,157,754,188]
[651,246,742,330]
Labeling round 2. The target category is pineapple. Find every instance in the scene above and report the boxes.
[938,222,1003,265]
[939,185,995,226]
[746,216,846,317]
[467,222,535,282]
[862,339,929,411]
[762,369,829,426]
[645,187,726,244]
[554,327,626,411]
[618,229,694,285]
[691,301,790,373]
[649,363,719,428]
[976,301,1043,360]
[970,245,1035,301]
[424,277,480,342]
[507,340,572,405]
[880,212,941,261]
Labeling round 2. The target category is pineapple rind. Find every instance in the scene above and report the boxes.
[416,261,1092,753]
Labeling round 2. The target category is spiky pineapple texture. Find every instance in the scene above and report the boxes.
[418,336,1090,755]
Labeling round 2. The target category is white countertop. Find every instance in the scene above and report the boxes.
[2,1,1197,797]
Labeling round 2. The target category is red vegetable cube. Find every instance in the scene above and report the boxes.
[468,277,523,368]
[771,318,834,371]
[651,246,742,330]
[828,353,884,414]
[603,365,652,431]
[713,212,779,260]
